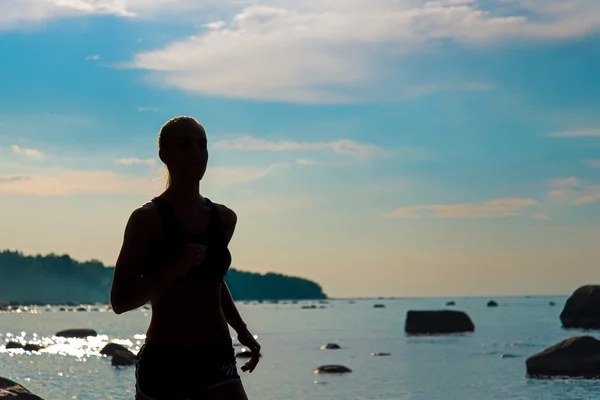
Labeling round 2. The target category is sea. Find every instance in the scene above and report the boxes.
[2,296,599,400]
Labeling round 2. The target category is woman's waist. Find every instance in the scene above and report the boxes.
[146,313,230,344]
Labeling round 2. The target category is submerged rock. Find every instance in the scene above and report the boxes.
[0,377,45,399]
[526,336,600,378]
[405,310,475,335]
[55,328,98,338]
[560,286,600,329]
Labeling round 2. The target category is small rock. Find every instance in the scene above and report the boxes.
[371,352,391,356]
[446,301,456,306]
[55,328,98,338]
[320,343,341,350]
[314,365,352,374]
[6,342,23,349]
[111,349,137,367]
[487,300,499,307]
[373,304,385,308]
[549,301,556,306]
[23,344,44,352]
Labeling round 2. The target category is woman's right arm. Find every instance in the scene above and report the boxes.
[109,205,174,314]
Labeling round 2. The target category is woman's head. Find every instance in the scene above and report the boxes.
[158,116,208,188]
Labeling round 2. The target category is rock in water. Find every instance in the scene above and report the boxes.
[405,310,475,335]
[314,365,352,374]
[320,343,341,350]
[560,285,600,329]
[526,336,600,378]
[100,343,130,357]
[487,300,499,307]
[55,328,98,338]
[0,377,45,399]
[111,349,137,367]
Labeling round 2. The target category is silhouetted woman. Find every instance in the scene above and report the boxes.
[110,116,260,400]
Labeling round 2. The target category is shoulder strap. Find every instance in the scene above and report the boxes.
[204,198,227,241]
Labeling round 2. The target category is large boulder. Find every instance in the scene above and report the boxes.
[526,336,600,378]
[0,377,45,399]
[560,286,600,329]
[405,310,475,335]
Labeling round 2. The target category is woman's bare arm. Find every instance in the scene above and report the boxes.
[110,205,175,314]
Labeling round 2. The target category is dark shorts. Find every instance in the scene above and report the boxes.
[135,338,241,399]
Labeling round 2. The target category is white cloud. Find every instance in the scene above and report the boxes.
[124,0,600,102]
[136,106,160,112]
[85,55,100,61]
[384,198,537,219]
[115,157,157,166]
[3,1,600,102]
[10,145,44,159]
[213,136,388,161]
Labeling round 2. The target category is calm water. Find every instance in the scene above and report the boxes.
[2,296,600,400]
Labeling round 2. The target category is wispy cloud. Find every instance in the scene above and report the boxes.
[547,128,600,137]
[0,169,153,196]
[584,159,600,168]
[402,82,495,99]
[543,226,570,231]
[115,157,157,166]
[136,107,160,112]
[213,136,388,161]
[384,198,537,219]
[535,213,550,221]
[85,55,100,61]
[238,197,315,213]
[295,158,349,167]
[202,164,287,188]
[547,177,600,205]
[10,145,44,159]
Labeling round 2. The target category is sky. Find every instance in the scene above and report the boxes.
[0,0,599,298]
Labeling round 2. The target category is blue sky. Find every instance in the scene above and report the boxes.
[0,0,599,297]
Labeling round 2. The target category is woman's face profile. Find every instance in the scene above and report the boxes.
[162,124,208,182]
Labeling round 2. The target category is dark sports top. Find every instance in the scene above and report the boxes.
[142,196,232,282]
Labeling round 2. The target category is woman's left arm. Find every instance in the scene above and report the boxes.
[217,204,249,334]
[221,280,248,333]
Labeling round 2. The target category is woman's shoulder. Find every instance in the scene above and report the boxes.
[127,200,162,231]
[210,201,237,226]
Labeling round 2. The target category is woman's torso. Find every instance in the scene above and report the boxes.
[142,196,233,344]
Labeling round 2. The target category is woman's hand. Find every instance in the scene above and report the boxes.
[169,243,207,278]
[237,329,261,373]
